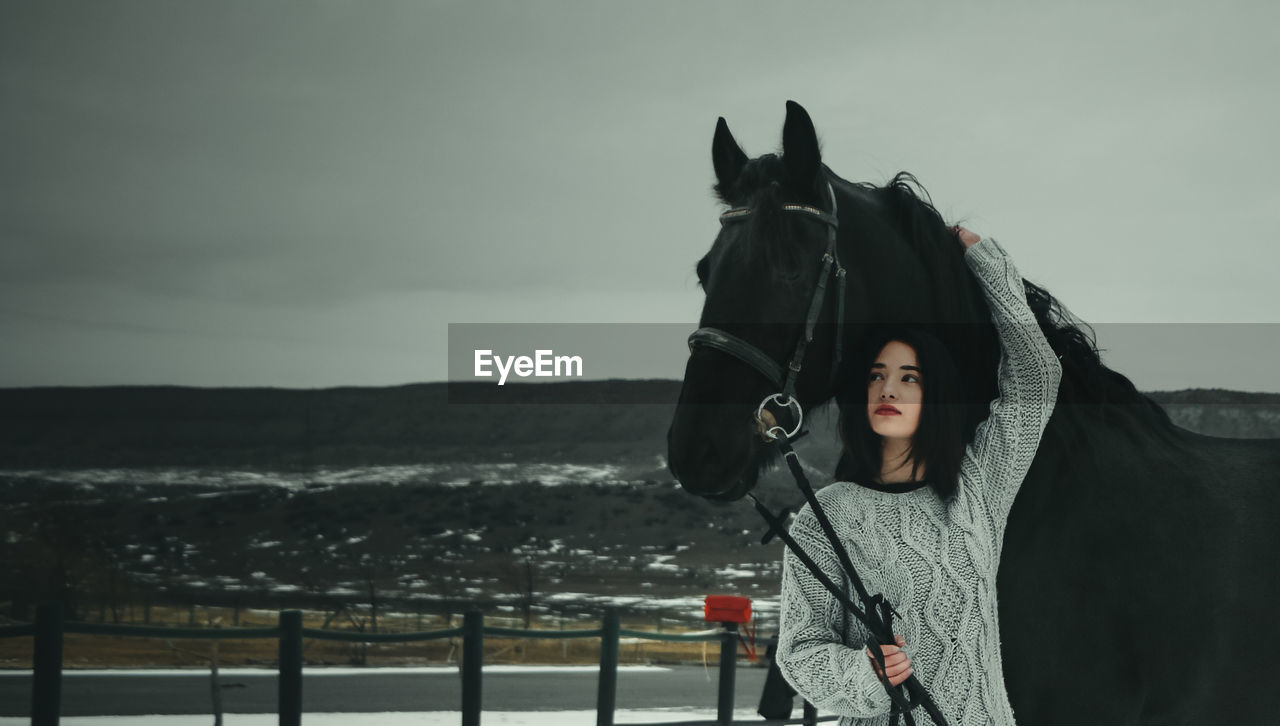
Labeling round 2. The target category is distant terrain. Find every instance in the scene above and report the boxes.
[3,381,1277,469]
[0,381,687,469]
[2,380,1278,653]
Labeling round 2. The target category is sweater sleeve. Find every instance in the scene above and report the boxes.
[775,505,894,718]
[960,237,1063,543]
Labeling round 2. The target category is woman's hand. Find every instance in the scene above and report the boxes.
[948,225,981,249]
[866,634,914,686]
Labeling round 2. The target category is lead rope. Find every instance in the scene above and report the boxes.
[752,435,949,726]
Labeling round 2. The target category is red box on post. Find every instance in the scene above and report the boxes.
[703,595,752,623]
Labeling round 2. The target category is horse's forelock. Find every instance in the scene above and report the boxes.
[714,155,824,288]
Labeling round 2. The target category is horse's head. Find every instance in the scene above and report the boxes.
[666,101,866,500]
[667,101,1000,501]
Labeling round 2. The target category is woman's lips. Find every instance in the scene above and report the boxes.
[875,405,901,415]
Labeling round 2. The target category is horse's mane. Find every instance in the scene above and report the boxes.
[715,156,1190,460]
[852,170,1190,460]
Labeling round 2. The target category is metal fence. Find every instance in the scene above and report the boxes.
[3,603,832,726]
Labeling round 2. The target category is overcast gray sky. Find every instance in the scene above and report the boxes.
[3,1,1279,391]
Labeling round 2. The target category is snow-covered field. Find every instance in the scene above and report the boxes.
[0,709,764,726]
[0,666,777,724]
[1,462,789,629]
[0,460,660,488]
[0,665,672,677]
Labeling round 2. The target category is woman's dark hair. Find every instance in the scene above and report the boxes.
[837,326,967,501]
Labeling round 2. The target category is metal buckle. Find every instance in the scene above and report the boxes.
[755,393,803,441]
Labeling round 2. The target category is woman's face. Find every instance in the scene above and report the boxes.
[866,340,923,441]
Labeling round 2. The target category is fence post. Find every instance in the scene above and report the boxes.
[717,622,737,726]
[803,700,817,726]
[596,608,619,726]
[278,609,303,726]
[462,610,483,726]
[32,603,63,726]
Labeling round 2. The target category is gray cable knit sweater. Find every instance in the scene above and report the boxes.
[776,236,1063,726]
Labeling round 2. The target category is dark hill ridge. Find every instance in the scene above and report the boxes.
[0,381,1276,468]
[0,380,682,468]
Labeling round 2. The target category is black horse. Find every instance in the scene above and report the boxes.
[666,101,1280,724]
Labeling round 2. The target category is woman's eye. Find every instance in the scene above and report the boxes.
[868,372,882,382]
[904,374,920,383]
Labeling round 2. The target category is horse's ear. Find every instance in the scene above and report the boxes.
[712,117,748,201]
[782,100,822,198]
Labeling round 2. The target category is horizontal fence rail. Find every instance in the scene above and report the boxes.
[65,622,281,639]
[3,604,834,726]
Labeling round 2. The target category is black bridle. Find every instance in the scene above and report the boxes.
[685,182,949,726]
[687,183,846,438]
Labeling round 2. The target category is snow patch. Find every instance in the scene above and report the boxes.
[0,708,764,726]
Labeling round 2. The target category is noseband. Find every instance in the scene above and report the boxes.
[686,183,847,440]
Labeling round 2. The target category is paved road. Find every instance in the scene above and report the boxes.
[0,665,772,717]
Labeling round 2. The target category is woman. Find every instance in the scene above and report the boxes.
[775,226,1063,725]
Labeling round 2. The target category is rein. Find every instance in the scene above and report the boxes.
[686,184,949,726]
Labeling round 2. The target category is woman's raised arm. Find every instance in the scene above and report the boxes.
[953,229,1063,546]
